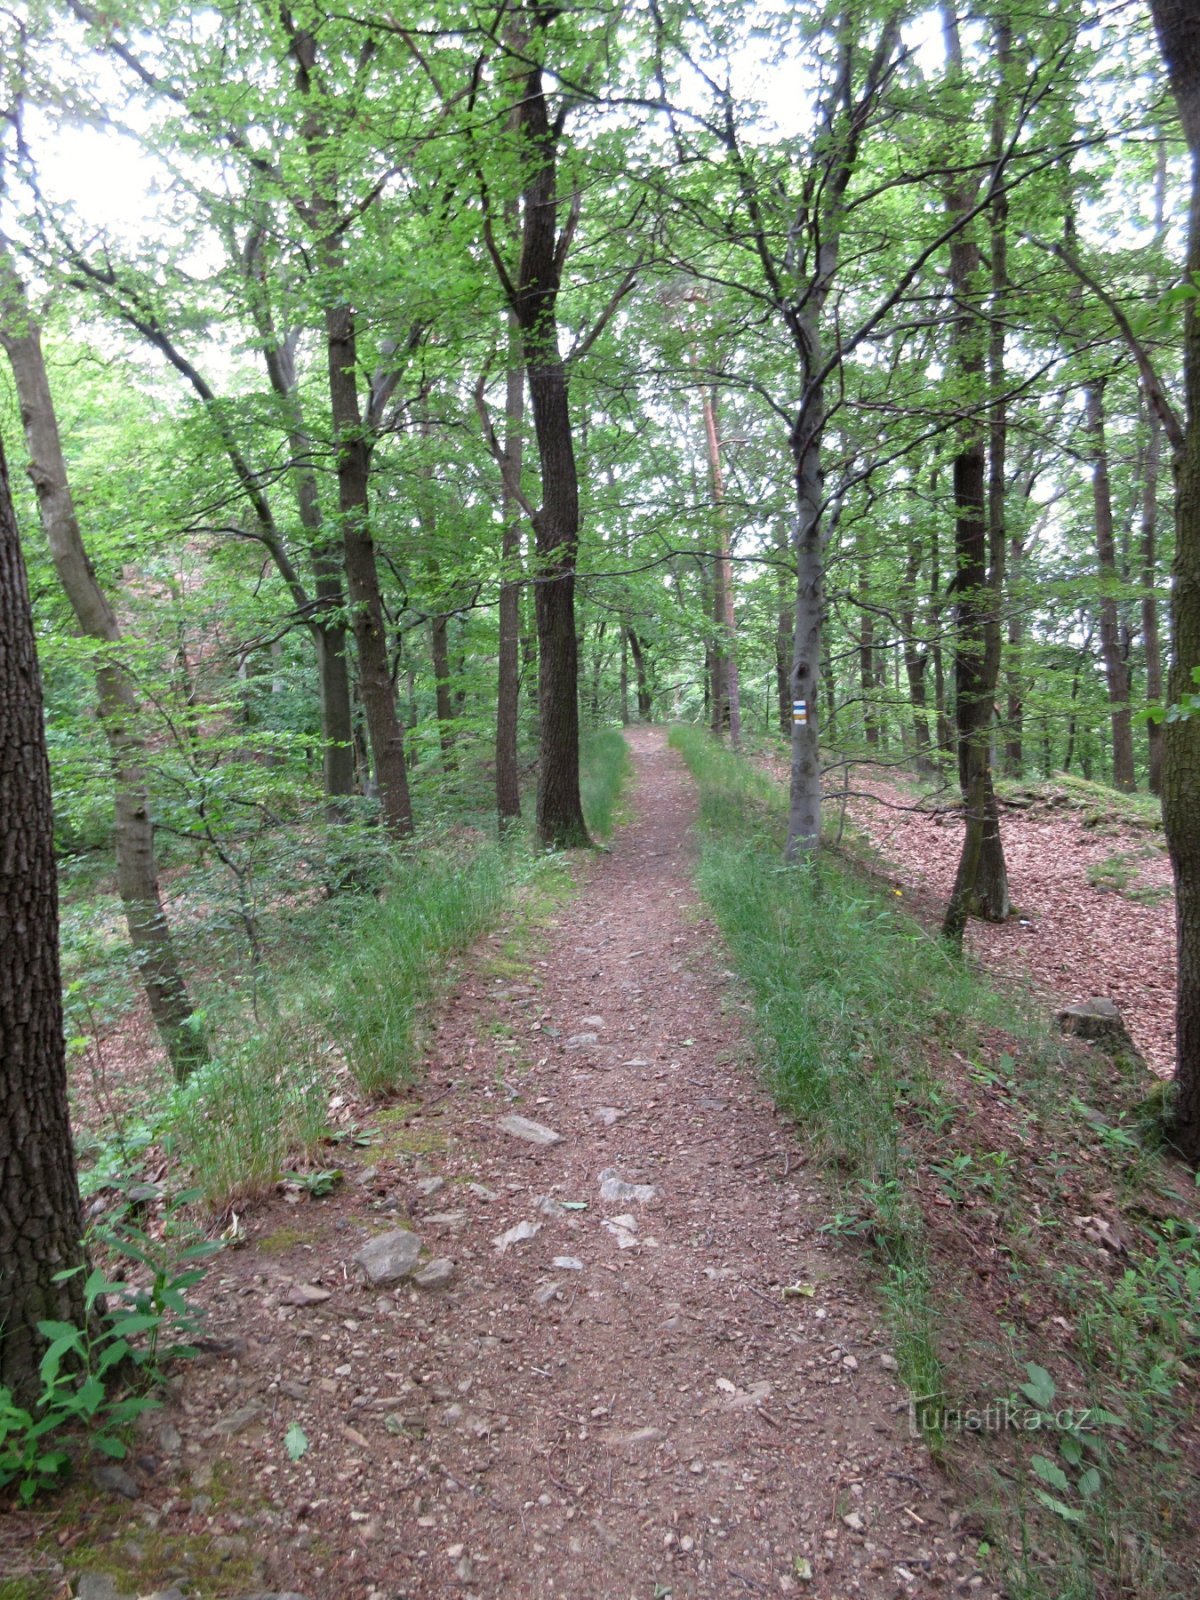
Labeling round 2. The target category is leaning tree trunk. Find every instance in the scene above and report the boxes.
[1148,0,1200,1160]
[0,428,87,1407]
[0,285,207,1082]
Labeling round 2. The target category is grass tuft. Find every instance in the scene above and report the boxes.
[580,727,632,841]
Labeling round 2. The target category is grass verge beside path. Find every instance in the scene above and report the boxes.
[581,726,632,841]
[89,733,633,1210]
[671,723,1200,1600]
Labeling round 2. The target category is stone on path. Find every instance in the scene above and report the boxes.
[564,1032,599,1051]
[90,1462,140,1499]
[497,1114,563,1146]
[282,1282,332,1307]
[413,1258,456,1290]
[578,1015,605,1028]
[494,1219,541,1252]
[598,1167,657,1205]
[553,1255,584,1271]
[601,1213,639,1249]
[352,1230,423,1285]
[593,1106,626,1126]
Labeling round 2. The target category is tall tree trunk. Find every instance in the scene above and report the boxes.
[288,23,413,839]
[0,428,87,1407]
[619,626,630,725]
[1141,406,1166,794]
[699,382,740,747]
[324,292,414,837]
[430,611,457,766]
[859,557,879,748]
[775,525,794,738]
[1148,0,1200,1160]
[942,6,1009,939]
[249,276,356,811]
[496,325,524,829]
[1086,379,1137,791]
[977,66,1012,918]
[506,24,589,848]
[0,287,207,1082]
[1006,528,1024,775]
[900,535,934,770]
[787,370,826,858]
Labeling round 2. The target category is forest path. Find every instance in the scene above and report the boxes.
[231,726,988,1600]
[30,730,997,1600]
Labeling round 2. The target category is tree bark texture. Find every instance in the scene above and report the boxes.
[510,27,589,849]
[1141,408,1166,794]
[0,288,207,1082]
[1148,0,1200,1159]
[940,10,1009,936]
[288,21,413,840]
[256,313,356,809]
[324,293,414,838]
[0,428,87,1406]
[496,330,524,829]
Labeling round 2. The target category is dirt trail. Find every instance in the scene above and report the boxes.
[25,730,996,1600]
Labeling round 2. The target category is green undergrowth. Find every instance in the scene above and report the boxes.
[580,726,632,840]
[670,724,1200,1599]
[77,736,629,1211]
[671,725,1023,1405]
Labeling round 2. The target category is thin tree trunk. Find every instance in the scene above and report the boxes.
[0,286,207,1082]
[1141,407,1166,794]
[248,276,356,810]
[900,536,934,770]
[775,526,794,738]
[699,383,740,747]
[859,557,879,748]
[430,612,456,766]
[619,627,630,725]
[628,628,652,719]
[287,23,413,839]
[0,427,87,1407]
[1086,379,1137,791]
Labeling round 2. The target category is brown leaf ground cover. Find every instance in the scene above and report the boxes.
[835,775,1176,1077]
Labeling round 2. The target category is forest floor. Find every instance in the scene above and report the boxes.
[832,769,1175,1077]
[5,728,1001,1600]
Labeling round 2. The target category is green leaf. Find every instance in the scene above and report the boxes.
[1059,1436,1083,1467]
[1031,1454,1071,1494]
[1033,1488,1085,1524]
[93,1434,128,1459]
[285,1422,309,1461]
[1077,1467,1102,1499]
[1019,1363,1056,1411]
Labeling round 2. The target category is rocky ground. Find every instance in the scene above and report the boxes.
[6,729,1000,1600]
